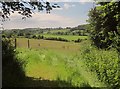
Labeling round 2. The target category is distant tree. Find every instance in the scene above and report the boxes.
[2,34,6,38]
[18,32,24,36]
[25,33,31,38]
[32,34,37,39]
[37,35,41,39]
[66,27,71,29]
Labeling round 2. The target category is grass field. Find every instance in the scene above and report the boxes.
[15,38,106,87]
[16,38,81,54]
[40,34,88,41]
[17,48,87,87]
[45,29,70,33]
[16,49,104,87]
[3,37,118,87]
[15,37,119,88]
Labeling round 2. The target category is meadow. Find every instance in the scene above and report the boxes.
[16,38,81,54]
[15,38,119,87]
[40,34,88,41]
[44,29,69,33]
[2,35,119,88]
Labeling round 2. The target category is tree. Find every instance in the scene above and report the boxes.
[88,1,120,52]
[88,2,120,88]
[2,38,26,86]
[0,0,60,20]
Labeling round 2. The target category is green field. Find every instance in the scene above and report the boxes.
[17,48,87,86]
[40,34,88,41]
[16,38,81,54]
[15,38,108,87]
[14,37,119,87]
[45,29,70,33]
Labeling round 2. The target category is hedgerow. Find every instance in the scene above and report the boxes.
[79,41,119,88]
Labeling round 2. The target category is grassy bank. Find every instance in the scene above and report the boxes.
[15,38,119,88]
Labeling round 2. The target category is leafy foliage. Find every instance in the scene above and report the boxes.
[88,3,120,88]
[88,1,120,51]
[2,38,26,87]
[79,41,119,88]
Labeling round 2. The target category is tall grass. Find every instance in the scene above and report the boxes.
[16,48,91,87]
[16,39,119,88]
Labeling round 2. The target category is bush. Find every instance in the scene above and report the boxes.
[74,39,83,43]
[44,37,69,42]
[37,35,44,39]
[31,35,37,39]
[79,41,119,88]
[2,38,26,87]
[74,38,87,43]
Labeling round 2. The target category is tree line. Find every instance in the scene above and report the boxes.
[88,1,120,53]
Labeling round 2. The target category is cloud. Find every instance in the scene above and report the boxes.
[64,3,71,9]
[53,7,63,10]
[47,0,94,2]
[80,0,93,4]
[63,3,75,10]
[47,0,73,2]
[3,12,78,29]
[32,13,72,22]
[80,0,93,2]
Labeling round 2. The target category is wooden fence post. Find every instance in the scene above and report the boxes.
[15,38,17,48]
[28,39,30,48]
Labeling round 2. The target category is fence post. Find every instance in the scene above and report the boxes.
[15,38,17,48]
[28,39,30,48]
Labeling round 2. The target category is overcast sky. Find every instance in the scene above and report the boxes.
[2,2,94,29]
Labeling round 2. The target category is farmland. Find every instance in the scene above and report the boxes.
[16,38,105,87]
[39,34,88,41]
[14,37,119,88]
[44,29,69,33]
[3,29,119,88]
[16,38,81,53]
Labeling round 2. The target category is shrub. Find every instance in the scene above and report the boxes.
[2,38,26,87]
[79,41,119,88]
[74,39,83,43]
[37,35,44,39]
[44,37,69,42]
[74,38,87,43]
[32,35,37,39]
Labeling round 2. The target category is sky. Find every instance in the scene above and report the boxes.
[1,2,94,29]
